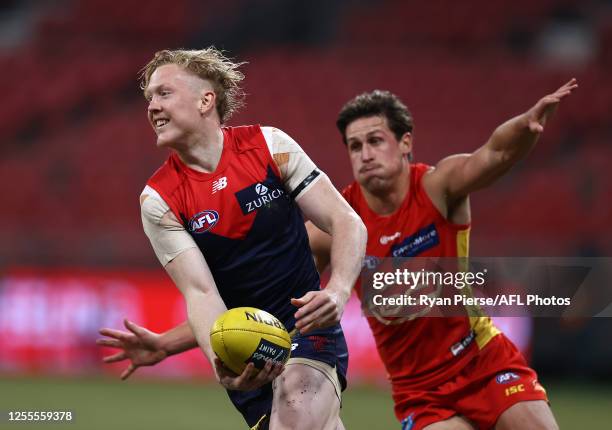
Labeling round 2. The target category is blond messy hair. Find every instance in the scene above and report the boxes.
[139,47,246,123]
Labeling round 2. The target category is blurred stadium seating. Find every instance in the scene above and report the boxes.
[1,0,610,268]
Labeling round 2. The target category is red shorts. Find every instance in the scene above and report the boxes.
[395,334,548,430]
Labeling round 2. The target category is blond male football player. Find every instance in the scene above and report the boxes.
[98,47,366,430]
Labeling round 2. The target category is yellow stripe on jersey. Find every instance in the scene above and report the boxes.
[456,227,500,350]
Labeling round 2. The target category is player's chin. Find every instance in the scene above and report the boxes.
[155,134,174,148]
[360,175,389,192]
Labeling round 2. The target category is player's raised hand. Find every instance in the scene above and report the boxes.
[526,78,578,133]
[214,358,284,391]
[292,288,348,334]
[97,319,167,380]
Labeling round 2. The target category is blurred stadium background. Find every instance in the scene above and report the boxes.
[1,0,611,428]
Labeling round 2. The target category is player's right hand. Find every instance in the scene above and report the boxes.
[525,78,578,133]
[97,319,167,380]
[214,358,284,391]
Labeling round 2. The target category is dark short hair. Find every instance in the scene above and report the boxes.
[336,90,414,145]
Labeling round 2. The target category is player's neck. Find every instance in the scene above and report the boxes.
[362,165,411,215]
[175,127,224,173]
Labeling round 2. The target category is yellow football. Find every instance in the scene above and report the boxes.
[210,307,291,375]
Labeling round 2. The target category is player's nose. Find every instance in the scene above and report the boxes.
[147,98,162,114]
[361,144,374,161]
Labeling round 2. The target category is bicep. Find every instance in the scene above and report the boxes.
[427,148,502,202]
[297,175,357,234]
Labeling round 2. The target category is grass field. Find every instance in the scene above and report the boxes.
[1,376,610,429]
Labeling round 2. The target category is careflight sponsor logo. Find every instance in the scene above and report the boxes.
[188,210,219,234]
[391,224,439,257]
[235,181,286,215]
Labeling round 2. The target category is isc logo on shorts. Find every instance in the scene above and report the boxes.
[504,384,525,396]
[188,210,219,234]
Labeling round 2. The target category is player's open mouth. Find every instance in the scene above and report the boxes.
[155,119,169,129]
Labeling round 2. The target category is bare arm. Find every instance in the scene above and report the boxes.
[162,247,226,362]
[424,79,578,206]
[157,248,284,390]
[157,321,197,355]
[306,220,332,274]
[97,319,196,380]
[292,176,367,333]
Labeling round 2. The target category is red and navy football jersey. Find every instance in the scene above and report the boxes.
[147,125,320,330]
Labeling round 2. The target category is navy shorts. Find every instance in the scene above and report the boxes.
[226,324,348,429]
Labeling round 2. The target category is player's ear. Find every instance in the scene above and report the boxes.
[199,90,216,115]
[399,132,413,161]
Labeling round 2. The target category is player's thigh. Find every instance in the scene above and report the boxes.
[269,362,340,430]
[422,416,475,430]
[494,400,558,430]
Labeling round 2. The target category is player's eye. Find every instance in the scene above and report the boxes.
[348,143,361,152]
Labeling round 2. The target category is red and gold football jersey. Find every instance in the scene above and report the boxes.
[342,163,500,394]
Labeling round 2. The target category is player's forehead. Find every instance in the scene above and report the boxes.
[345,115,392,141]
[145,63,203,94]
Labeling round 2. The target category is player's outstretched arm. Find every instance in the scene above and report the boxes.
[427,79,578,203]
[293,176,367,333]
[97,320,196,380]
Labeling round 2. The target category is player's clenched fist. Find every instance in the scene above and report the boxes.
[292,288,349,333]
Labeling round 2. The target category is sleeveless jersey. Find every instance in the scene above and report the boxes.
[146,125,320,330]
[341,163,500,391]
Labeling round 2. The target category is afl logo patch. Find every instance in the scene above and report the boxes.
[188,210,219,234]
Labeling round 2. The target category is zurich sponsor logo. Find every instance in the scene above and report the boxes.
[188,210,219,234]
[496,372,521,384]
[235,181,286,215]
[255,183,268,195]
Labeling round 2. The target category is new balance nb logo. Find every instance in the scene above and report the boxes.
[212,177,227,194]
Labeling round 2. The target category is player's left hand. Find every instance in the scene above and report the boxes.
[526,78,578,133]
[214,358,284,391]
[291,289,349,334]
